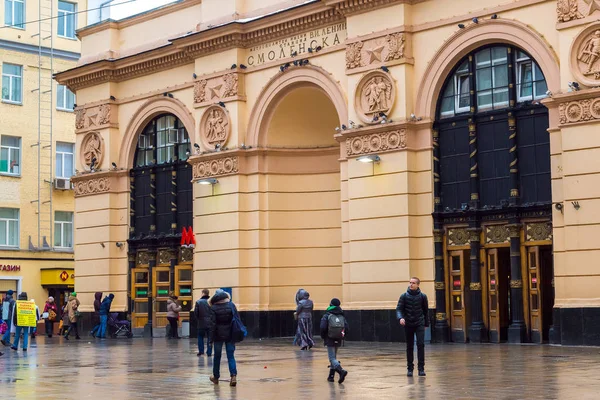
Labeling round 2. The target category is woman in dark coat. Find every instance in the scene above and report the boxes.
[90,292,102,338]
[295,290,314,350]
[209,289,238,387]
[293,288,305,345]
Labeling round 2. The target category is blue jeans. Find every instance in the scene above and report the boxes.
[213,341,237,378]
[198,328,212,355]
[98,315,108,338]
[2,320,11,343]
[327,345,340,370]
[13,326,30,350]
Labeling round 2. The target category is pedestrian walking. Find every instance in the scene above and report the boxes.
[193,289,212,356]
[43,297,59,338]
[320,298,348,384]
[396,276,429,377]
[295,290,314,350]
[293,288,305,346]
[166,294,181,339]
[30,299,40,338]
[209,289,238,387]
[10,292,31,352]
[64,293,81,340]
[91,292,103,337]
[60,301,70,336]
[1,290,15,347]
[98,294,114,339]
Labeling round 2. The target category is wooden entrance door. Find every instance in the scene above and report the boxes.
[153,267,171,332]
[487,249,510,342]
[527,247,543,343]
[131,268,149,329]
[449,250,470,342]
[487,249,501,342]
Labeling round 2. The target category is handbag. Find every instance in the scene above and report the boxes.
[229,303,247,343]
[48,309,57,321]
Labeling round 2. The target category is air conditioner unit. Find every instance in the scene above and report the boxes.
[54,178,72,190]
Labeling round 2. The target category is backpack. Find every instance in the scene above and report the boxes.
[327,313,345,339]
[230,303,247,343]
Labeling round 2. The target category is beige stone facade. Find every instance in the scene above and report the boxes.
[56,0,600,344]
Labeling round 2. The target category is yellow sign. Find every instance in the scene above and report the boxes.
[245,22,347,66]
[16,301,37,327]
[40,268,75,286]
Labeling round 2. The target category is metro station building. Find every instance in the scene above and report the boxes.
[56,0,600,345]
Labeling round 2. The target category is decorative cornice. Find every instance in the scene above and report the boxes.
[558,96,600,126]
[189,155,240,180]
[344,129,406,157]
[71,170,128,197]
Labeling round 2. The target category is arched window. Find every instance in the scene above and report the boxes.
[436,45,550,211]
[131,114,193,238]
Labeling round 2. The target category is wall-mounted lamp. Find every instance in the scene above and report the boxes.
[554,203,563,214]
[198,177,218,185]
[116,242,123,248]
[356,154,381,163]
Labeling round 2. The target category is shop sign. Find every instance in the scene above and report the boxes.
[245,22,347,66]
[16,301,37,327]
[0,264,20,272]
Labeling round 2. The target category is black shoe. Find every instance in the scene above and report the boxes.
[75,336,81,340]
[64,335,69,340]
[407,370,413,377]
[418,370,426,377]
[0,351,3,356]
[336,367,348,384]
[22,348,27,352]
[197,352,204,356]
[1,339,8,347]
[327,369,335,382]
[11,346,17,351]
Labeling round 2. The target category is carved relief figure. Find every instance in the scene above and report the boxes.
[222,73,239,97]
[75,108,86,130]
[557,0,579,22]
[98,104,111,125]
[579,30,600,73]
[194,79,207,103]
[346,41,363,69]
[364,76,392,113]
[206,109,227,144]
[385,33,405,61]
[82,132,103,168]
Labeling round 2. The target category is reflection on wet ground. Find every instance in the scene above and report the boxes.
[2,336,600,399]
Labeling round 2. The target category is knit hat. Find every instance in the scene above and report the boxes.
[71,292,77,297]
[108,293,114,300]
[330,298,341,307]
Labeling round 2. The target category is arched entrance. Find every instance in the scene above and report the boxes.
[127,112,194,332]
[433,44,554,344]
[248,66,346,308]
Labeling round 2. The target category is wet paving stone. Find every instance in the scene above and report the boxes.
[1,337,600,399]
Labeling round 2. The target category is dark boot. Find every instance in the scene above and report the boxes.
[327,369,335,382]
[418,370,426,377]
[407,369,413,377]
[336,365,348,384]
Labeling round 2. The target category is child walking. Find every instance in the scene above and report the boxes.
[320,298,349,384]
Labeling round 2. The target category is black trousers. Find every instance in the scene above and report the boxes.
[45,320,54,336]
[167,317,179,338]
[404,325,425,371]
[66,320,79,338]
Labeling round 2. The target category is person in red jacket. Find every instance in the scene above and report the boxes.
[43,297,59,338]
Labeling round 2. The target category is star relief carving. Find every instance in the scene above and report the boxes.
[208,83,223,99]
[86,111,99,127]
[365,44,385,64]
[585,0,600,16]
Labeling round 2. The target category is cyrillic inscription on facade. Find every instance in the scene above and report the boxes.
[245,23,347,66]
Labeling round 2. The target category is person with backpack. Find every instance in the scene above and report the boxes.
[396,276,429,377]
[193,289,212,356]
[43,297,59,338]
[209,289,239,387]
[320,298,349,384]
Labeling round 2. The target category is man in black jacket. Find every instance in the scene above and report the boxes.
[209,289,238,387]
[396,277,429,377]
[194,289,212,356]
[320,298,349,384]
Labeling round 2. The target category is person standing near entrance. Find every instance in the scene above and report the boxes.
[64,293,81,340]
[396,277,429,377]
[98,294,114,339]
[10,292,31,352]
[1,290,15,347]
[194,289,212,356]
[209,289,238,387]
[91,292,103,337]
[166,295,182,339]
[43,297,59,338]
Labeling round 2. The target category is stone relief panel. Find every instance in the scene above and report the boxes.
[355,70,395,124]
[558,97,600,124]
[191,156,239,180]
[572,25,600,86]
[75,103,113,132]
[557,0,600,23]
[447,228,469,246]
[346,32,407,72]
[525,222,553,242]
[485,225,509,244]
[193,72,243,106]
[81,131,104,170]
[199,106,231,150]
[73,177,111,197]
[345,129,406,157]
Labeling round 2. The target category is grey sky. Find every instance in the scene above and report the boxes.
[106,0,178,21]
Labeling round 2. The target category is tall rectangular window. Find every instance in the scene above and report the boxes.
[56,142,74,178]
[2,63,22,103]
[4,0,24,28]
[54,211,73,249]
[0,135,21,175]
[58,1,76,39]
[0,208,19,247]
[57,84,75,110]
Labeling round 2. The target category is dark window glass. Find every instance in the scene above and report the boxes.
[477,118,510,207]
[439,121,470,210]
